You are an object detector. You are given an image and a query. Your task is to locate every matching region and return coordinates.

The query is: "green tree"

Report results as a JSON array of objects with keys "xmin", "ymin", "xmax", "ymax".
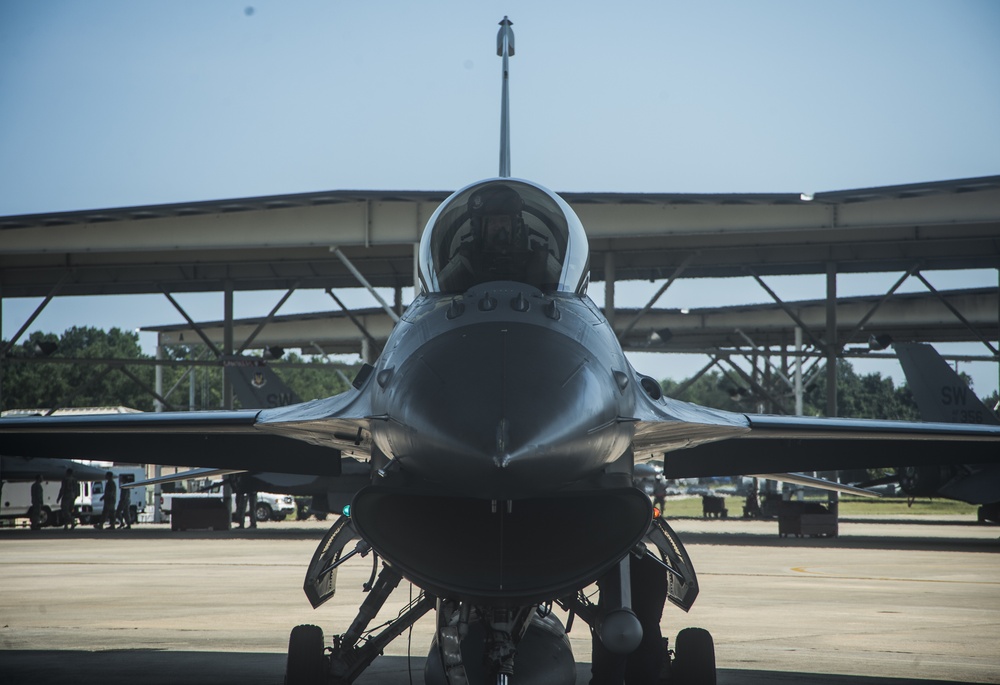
[
  {"xmin": 3, "ymin": 327, "xmax": 156, "ymax": 411},
  {"xmin": 662, "ymin": 359, "xmax": 922, "ymax": 420},
  {"xmin": 806, "ymin": 361, "xmax": 920, "ymax": 420},
  {"xmin": 3, "ymin": 330, "xmax": 363, "ymax": 412},
  {"xmin": 271, "ymin": 351, "xmax": 357, "ymax": 402},
  {"xmin": 661, "ymin": 370, "xmax": 756, "ymax": 413}
]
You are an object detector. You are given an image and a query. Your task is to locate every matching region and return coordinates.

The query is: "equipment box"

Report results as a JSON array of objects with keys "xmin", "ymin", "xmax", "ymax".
[
  {"xmin": 171, "ymin": 496, "xmax": 229, "ymax": 531},
  {"xmin": 701, "ymin": 494, "xmax": 728, "ymax": 518},
  {"xmin": 777, "ymin": 501, "xmax": 838, "ymax": 538}
]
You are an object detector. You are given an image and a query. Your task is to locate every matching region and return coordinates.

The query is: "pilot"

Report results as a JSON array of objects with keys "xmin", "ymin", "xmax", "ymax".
[
  {"xmin": 437, "ymin": 184, "xmax": 561, "ymax": 292},
  {"xmin": 466, "ymin": 184, "xmax": 530, "ymax": 282}
]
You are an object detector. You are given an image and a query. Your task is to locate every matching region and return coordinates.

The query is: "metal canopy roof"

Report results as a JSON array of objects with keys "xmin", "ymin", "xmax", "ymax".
[
  {"xmin": 1, "ymin": 176, "xmax": 998, "ymax": 298},
  {"xmin": 142, "ymin": 288, "xmax": 998, "ymax": 358}
]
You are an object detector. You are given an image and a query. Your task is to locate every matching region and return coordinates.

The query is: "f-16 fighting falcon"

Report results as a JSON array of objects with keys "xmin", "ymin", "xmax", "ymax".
[{"xmin": 2, "ymin": 17, "xmax": 999, "ymax": 685}]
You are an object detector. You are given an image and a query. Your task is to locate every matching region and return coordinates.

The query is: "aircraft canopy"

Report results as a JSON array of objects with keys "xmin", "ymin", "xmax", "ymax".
[{"xmin": 419, "ymin": 179, "xmax": 590, "ymax": 295}]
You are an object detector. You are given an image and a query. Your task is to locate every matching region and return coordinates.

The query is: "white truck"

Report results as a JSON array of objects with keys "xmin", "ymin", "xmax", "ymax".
[
  {"xmin": 0, "ymin": 479, "xmax": 62, "ymax": 527},
  {"xmin": 160, "ymin": 490, "xmax": 296, "ymax": 523}
]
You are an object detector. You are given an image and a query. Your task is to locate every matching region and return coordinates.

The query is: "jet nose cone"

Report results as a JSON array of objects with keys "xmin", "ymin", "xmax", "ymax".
[{"xmin": 374, "ymin": 321, "xmax": 634, "ymax": 498}]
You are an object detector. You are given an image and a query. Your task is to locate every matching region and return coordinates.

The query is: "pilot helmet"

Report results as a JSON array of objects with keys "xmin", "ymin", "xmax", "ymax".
[{"xmin": 468, "ymin": 185, "xmax": 526, "ymax": 254}]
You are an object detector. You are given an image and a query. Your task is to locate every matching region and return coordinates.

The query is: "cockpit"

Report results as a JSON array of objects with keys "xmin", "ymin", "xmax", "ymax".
[{"xmin": 418, "ymin": 179, "xmax": 590, "ymax": 295}]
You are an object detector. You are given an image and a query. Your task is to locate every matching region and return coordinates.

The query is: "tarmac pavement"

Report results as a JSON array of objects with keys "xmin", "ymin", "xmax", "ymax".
[{"xmin": 1, "ymin": 515, "xmax": 997, "ymax": 684}]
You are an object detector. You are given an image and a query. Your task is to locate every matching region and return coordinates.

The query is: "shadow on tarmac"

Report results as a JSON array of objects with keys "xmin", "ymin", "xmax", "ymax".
[
  {"xmin": 0, "ymin": 651, "xmax": 981, "ymax": 685},
  {"xmin": 0, "ymin": 524, "xmax": 329, "ymax": 541},
  {"xmin": 3, "ymin": 520, "xmax": 998, "ymax": 554},
  {"xmin": 672, "ymin": 530, "xmax": 1000, "ymax": 554}
]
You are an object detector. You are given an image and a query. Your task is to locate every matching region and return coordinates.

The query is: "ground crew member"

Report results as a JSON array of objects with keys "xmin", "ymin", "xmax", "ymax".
[
  {"xmin": 30, "ymin": 475, "xmax": 44, "ymax": 530},
  {"xmin": 98, "ymin": 471, "xmax": 117, "ymax": 530},
  {"xmin": 57, "ymin": 468, "xmax": 79, "ymax": 529},
  {"xmin": 115, "ymin": 476, "xmax": 132, "ymax": 529},
  {"xmin": 233, "ymin": 473, "xmax": 258, "ymax": 529},
  {"xmin": 652, "ymin": 477, "xmax": 667, "ymax": 513}
]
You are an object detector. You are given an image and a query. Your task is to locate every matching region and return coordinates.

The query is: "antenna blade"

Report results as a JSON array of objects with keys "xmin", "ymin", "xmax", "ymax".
[{"xmin": 497, "ymin": 17, "xmax": 514, "ymax": 178}]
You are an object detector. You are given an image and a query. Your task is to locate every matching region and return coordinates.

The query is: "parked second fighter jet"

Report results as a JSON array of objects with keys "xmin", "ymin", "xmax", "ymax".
[
  {"xmin": 2, "ymin": 18, "xmax": 1000, "ymax": 685},
  {"xmin": 891, "ymin": 342, "xmax": 1000, "ymax": 522}
]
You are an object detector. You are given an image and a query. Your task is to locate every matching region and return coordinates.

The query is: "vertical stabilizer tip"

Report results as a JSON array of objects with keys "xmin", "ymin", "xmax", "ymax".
[{"xmin": 497, "ymin": 17, "xmax": 515, "ymax": 57}]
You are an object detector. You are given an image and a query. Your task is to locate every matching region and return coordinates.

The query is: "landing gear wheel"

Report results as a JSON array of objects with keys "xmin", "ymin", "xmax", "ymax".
[
  {"xmin": 671, "ymin": 627, "xmax": 716, "ymax": 685},
  {"xmin": 285, "ymin": 624, "xmax": 327, "ymax": 685}
]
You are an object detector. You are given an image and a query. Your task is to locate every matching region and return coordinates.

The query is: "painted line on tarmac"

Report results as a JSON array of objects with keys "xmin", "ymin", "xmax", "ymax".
[{"xmin": 789, "ymin": 566, "xmax": 1000, "ymax": 585}]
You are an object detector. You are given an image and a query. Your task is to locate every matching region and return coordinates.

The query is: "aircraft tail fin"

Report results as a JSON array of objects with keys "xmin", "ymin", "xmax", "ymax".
[
  {"xmin": 230, "ymin": 360, "xmax": 302, "ymax": 409},
  {"xmin": 894, "ymin": 342, "xmax": 999, "ymax": 425}
]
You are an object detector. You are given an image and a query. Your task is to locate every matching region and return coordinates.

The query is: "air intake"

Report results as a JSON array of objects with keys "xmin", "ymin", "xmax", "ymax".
[{"xmin": 351, "ymin": 485, "xmax": 652, "ymax": 605}]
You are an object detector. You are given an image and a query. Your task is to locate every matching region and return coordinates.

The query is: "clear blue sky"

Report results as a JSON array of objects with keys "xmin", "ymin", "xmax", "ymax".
[{"xmin": 1, "ymin": 1, "xmax": 998, "ymax": 400}]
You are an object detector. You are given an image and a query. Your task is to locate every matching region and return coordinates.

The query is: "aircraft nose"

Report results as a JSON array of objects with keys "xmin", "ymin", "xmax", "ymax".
[{"xmin": 374, "ymin": 321, "xmax": 633, "ymax": 498}]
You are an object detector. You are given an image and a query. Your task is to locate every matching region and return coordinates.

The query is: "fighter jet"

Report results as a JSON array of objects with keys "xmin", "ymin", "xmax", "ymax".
[
  {"xmin": 889, "ymin": 342, "xmax": 1000, "ymax": 522},
  {"xmin": 2, "ymin": 17, "xmax": 999, "ymax": 685}
]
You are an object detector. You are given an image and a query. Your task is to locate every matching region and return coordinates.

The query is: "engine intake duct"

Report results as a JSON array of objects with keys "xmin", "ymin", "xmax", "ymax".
[{"xmin": 351, "ymin": 485, "xmax": 652, "ymax": 605}]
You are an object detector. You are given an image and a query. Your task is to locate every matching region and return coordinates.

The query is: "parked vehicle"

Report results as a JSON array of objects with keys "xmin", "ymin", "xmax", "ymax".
[
  {"xmin": 0, "ymin": 479, "xmax": 61, "ymax": 526},
  {"xmin": 160, "ymin": 490, "xmax": 296, "ymax": 523}
]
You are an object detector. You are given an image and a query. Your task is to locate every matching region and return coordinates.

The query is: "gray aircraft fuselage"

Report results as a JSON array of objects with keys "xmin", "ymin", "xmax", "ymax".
[{"xmin": 370, "ymin": 280, "xmax": 635, "ymax": 500}]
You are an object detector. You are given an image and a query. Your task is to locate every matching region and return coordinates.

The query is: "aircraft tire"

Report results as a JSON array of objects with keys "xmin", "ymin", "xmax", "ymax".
[
  {"xmin": 671, "ymin": 627, "xmax": 716, "ymax": 685},
  {"xmin": 285, "ymin": 624, "xmax": 326, "ymax": 685}
]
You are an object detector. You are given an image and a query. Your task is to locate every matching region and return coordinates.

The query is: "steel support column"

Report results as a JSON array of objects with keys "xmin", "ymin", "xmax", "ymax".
[
  {"xmin": 155, "ymin": 345, "xmax": 165, "ymax": 413},
  {"xmin": 223, "ymin": 281, "xmax": 234, "ymax": 410},
  {"xmin": 795, "ymin": 327, "xmax": 803, "ymax": 416},
  {"xmin": 826, "ymin": 262, "xmax": 838, "ymax": 417}
]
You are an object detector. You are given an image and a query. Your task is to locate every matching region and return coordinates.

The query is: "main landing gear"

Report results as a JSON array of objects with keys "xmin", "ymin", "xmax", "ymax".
[
  {"xmin": 286, "ymin": 562, "xmax": 434, "ymax": 685},
  {"xmin": 285, "ymin": 515, "xmax": 718, "ymax": 684}
]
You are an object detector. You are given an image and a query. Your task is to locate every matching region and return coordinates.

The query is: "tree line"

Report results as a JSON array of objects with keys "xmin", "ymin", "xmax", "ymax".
[{"xmin": 2, "ymin": 327, "xmax": 356, "ymax": 412}]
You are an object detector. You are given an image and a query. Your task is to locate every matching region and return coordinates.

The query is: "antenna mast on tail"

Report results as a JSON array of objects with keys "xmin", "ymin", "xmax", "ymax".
[{"xmin": 497, "ymin": 16, "xmax": 515, "ymax": 178}]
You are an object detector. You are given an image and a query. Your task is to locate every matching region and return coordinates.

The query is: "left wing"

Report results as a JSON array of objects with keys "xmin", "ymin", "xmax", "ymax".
[
  {"xmin": 659, "ymin": 414, "xmax": 1000, "ymax": 480},
  {"xmin": 628, "ymin": 367, "xmax": 1000, "ymax": 480}
]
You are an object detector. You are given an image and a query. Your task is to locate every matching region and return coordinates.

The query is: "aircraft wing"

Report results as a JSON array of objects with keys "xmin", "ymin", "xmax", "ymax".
[
  {"xmin": 627, "ymin": 368, "xmax": 1000, "ymax": 479},
  {"xmin": 3, "ymin": 373, "xmax": 998, "ymax": 484},
  {"xmin": 659, "ymin": 413, "xmax": 1000, "ymax": 480},
  {"xmin": 0, "ymin": 455, "xmax": 109, "ymax": 482},
  {"xmin": 0, "ymin": 402, "xmax": 368, "ymax": 477}
]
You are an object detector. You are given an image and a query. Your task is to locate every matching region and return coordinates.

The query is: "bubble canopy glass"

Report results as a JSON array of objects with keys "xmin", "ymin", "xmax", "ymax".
[{"xmin": 419, "ymin": 179, "xmax": 590, "ymax": 295}]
